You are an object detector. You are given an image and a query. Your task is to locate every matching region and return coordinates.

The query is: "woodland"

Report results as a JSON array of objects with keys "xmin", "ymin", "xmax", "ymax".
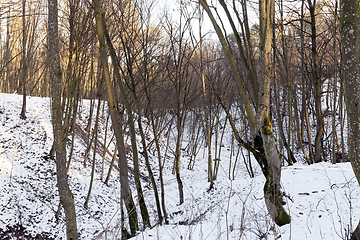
[{"xmin": 1, "ymin": 0, "xmax": 360, "ymax": 239}]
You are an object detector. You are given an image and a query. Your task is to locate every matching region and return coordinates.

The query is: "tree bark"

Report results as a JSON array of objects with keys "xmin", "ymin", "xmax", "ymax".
[
  {"xmin": 258, "ymin": 0, "xmax": 290, "ymax": 226},
  {"xmin": 48, "ymin": 0, "xmax": 78, "ymax": 238},
  {"xmin": 341, "ymin": 0, "xmax": 360, "ymax": 238},
  {"xmin": 175, "ymin": 109, "xmax": 184, "ymax": 204}
]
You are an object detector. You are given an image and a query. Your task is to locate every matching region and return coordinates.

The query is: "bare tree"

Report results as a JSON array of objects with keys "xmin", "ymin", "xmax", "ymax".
[
  {"xmin": 307, "ymin": 0, "xmax": 324, "ymax": 163},
  {"xmin": 93, "ymin": 0, "xmax": 139, "ymax": 235},
  {"xmin": 162, "ymin": 12, "xmax": 196, "ymax": 204},
  {"xmin": 200, "ymin": 0, "xmax": 290, "ymax": 226},
  {"xmin": 20, "ymin": 0, "xmax": 27, "ymax": 119},
  {"xmin": 48, "ymin": 0, "xmax": 78, "ymax": 238}
]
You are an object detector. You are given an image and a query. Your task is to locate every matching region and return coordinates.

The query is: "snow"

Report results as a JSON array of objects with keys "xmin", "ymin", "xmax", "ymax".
[{"xmin": 0, "ymin": 93, "xmax": 360, "ymax": 239}]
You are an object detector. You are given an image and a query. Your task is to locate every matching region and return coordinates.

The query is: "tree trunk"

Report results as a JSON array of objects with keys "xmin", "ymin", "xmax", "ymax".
[
  {"xmin": 137, "ymin": 107, "xmax": 163, "ymax": 224},
  {"xmin": 341, "ymin": 0, "xmax": 360, "ymax": 238},
  {"xmin": 198, "ymin": 11, "xmax": 214, "ymax": 187},
  {"xmin": 48, "ymin": 0, "xmax": 78, "ymax": 238},
  {"xmin": 308, "ymin": 0, "xmax": 324, "ymax": 163},
  {"xmin": 292, "ymin": 88, "xmax": 310, "ymax": 164},
  {"xmin": 20, "ymin": 0, "xmax": 27, "ymax": 120},
  {"xmin": 93, "ymin": 0, "xmax": 139, "ymax": 234},
  {"xmin": 258, "ymin": 121, "xmax": 290, "ymax": 226},
  {"xmin": 175, "ymin": 108, "xmax": 184, "ymax": 204},
  {"xmin": 4, "ymin": 9, "xmax": 11, "ymax": 93},
  {"xmin": 258, "ymin": 0, "xmax": 290, "ymax": 226},
  {"xmin": 332, "ymin": 0, "xmax": 338, "ymax": 164}
]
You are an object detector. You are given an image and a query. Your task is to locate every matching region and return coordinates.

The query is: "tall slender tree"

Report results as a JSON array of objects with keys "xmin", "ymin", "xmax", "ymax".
[
  {"xmin": 20, "ymin": 0, "xmax": 27, "ymax": 119},
  {"xmin": 307, "ymin": 0, "xmax": 324, "ymax": 163},
  {"xmin": 93, "ymin": 0, "xmax": 139, "ymax": 234},
  {"xmin": 48, "ymin": 0, "xmax": 78, "ymax": 238}
]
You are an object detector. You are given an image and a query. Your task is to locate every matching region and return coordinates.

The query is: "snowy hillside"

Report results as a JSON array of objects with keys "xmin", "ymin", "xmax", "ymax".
[{"xmin": 0, "ymin": 93, "xmax": 360, "ymax": 240}]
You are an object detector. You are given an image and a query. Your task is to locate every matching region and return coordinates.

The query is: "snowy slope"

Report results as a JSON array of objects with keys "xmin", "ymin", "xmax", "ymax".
[{"xmin": 0, "ymin": 93, "xmax": 359, "ymax": 240}]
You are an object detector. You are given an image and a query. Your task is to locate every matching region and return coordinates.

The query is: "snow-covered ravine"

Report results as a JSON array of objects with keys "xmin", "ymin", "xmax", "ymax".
[{"xmin": 0, "ymin": 93, "xmax": 359, "ymax": 240}]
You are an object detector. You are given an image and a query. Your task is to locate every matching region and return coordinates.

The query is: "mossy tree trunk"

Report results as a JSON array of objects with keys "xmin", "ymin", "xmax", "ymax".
[
  {"xmin": 200, "ymin": 0, "xmax": 290, "ymax": 226},
  {"xmin": 258, "ymin": 0, "xmax": 290, "ymax": 225}
]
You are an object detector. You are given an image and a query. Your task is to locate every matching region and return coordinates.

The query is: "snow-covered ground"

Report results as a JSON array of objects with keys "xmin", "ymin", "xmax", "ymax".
[{"xmin": 0, "ymin": 93, "xmax": 359, "ymax": 240}]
